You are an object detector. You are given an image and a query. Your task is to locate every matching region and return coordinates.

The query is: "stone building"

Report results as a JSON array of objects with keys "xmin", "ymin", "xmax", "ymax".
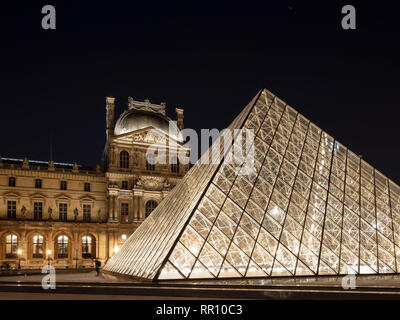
[{"xmin": 0, "ymin": 97, "xmax": 189, "ymax": 270}]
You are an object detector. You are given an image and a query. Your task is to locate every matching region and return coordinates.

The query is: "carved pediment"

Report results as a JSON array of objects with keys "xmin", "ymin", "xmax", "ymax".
[
  {"xmin": 113, "ymin": 127, "xmax": 182, "ymax": 146},
  {"xmin": 2, "ymin": 191, "xmax": 20, "ymax": 198},
  {"xmin": 140, "ymin": 176, "xmax": 166, "ymax": 191}
]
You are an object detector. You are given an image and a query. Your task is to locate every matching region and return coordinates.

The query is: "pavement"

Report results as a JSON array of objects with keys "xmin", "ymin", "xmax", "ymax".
[{"xmin": 1, "ymin": 271, "xmax": 400, "ymax": 299}]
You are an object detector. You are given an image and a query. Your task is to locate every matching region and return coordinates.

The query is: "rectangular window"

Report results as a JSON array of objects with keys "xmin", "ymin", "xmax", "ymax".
[
  {"xmin": 6, "ymin": 235, "xmax": 18, "ymax": 258},
  {"xmin": 171, "ymin": 159, "xmax": 179, "ymax": 173},
  {"xmin": 34, "ymin": 202, "xmax": 43, "ymax": 220},
  {"xmin": 7, "ymin": 201, "xmax": 16, "ymax": 219},
  {"xmin": 84, "ymin": 182, "xmax": 91, "ymax": 192},
  {"xmin": 83, "ymin": 204, "xmax": 91, "ymax": 222},
  {"xmin": 8, "ymin": 177, "xmax": 16, "ymax": 187},
  {"xmin": 32, "ymin": 235, "xmax": 44, "ymax": 258},
  {"xmin": 122, "ymin": 181, "xmax": 128, "ymax": 190},
  {"xmin": 121, "ymin": 203, "xmax": 129, "ymax": 223},
  {"xmin": 146, "ymin": 155, "xmax": 155, "ymax": 171},
  {"xmin": 60, "ymin": 181, "xmax": 67, "ymax": 190},
  {"xmin": 59, "ymin": 203, "xmax": 67, "ymax": 221},
  {"xmin": 35, "ymin": 179, "xmax": 42, "ymax": 189}
]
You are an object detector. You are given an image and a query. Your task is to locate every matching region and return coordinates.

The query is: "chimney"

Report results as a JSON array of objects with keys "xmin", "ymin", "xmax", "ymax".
[
  {"xmin": 175, "ymin": 108, "xmax": 184, "ymax": 131},
  {"xmin": 106, "ymin": 97, "xmax": 116, "ymax": 140}
]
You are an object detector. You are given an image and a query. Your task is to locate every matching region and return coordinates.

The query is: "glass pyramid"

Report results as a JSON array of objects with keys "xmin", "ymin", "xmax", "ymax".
[{"xmin": 103, "ymin": 89, "xmax": 400, "ymax": 280}]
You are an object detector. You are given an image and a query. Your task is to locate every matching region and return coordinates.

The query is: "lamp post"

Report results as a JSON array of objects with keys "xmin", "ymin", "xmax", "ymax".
[
  {"xmin": 46, "ymin": 249, "xmax": 51, "ymax": 266},
  {"xmin": 17, "ymin": 249, "xmax": 22, "ymax": 271},
  {"xmin": 75, "ymin": 249, "xmax": 78, "ymax": 269}
]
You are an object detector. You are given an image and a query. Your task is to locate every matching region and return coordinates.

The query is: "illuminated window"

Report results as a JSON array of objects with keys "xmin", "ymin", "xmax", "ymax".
[
  {"xmin": 5, "ymin": 234, "xmax": 18, "ymax": 258},
  {"xmin": 34, "ymin": 202, "xmax": 43, "ymax": 220},
  {"xmin": 121, "ymin": 203, "xmax": 129, "ymax": 223},
  {"xmin": 120, "ymin": 151, "xmax": 129, "ymax": 169},
  {"xmin": 83, "ymin": 204, "xmax": 91, "ymax": 222},
  {"xmin": 7, "ymin": 201, "xmax": 16, "ymax": 219},
  {"xmin": 35, "ymin": 179, "xmax": 42, "ymax": 189},
  {"xmin": 145, "ymin": 200, "xmax": 158, "ymax": 217},
  {"xmin": 59, "ymin": 203, "xmax": 67, "ymax": 221},
  {"xmin": 82, "ymin": 235, "xmax": 95, "ymax": 258},
  {"xmin": 57, "ymin": 235, "xmax": 69, "ymax": 258},
  {"xmin": 32, "ymin": 235, "xmax": 44, "ymax": 258},
  {"xmin": 8, "ymin": 177, "xmax": 15, "ymax": 187}
]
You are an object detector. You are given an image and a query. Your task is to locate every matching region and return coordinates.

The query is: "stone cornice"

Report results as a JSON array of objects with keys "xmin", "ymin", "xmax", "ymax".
[{"xmin": 0, "ymin": 168, "xmax": 106, "ymax": 181}]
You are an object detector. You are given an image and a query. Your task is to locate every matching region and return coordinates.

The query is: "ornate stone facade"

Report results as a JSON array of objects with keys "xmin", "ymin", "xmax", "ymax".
[{"xmin": 0, "ymin": 97, "xmax": 189, "ymax": 270}]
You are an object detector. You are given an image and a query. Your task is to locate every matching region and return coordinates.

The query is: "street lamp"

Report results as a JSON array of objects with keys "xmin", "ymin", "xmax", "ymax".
[
  {"xmin": 46, "ymin": 249, "xmax": 52, "ymax": 266},
  {"xmin": 113, "ymin": 245, "xmax": 120, "ymax": 255},
  {"xmin": 17, "ymin": 249, "xmax": 22, "ymax": 271}
]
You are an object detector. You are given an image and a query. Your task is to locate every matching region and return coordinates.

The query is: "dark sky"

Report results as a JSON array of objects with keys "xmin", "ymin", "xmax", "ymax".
[{"xmin": 1, "ymin": 1, "xmax": 399, "ymax": 182}]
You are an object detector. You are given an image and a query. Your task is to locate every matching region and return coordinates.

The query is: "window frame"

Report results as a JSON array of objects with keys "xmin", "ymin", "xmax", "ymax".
[
  {"xmin": 59, "ymin": 203, "xmax": 68, "ymax": 221},
  {"xmin": 8, "ymin": 177, "xmax": 16, "ymax": 187},
  {"xmin": 57, "ymin": 235, "xmax": 69, "ymax": 259},
  {"xmin": 32, "ymin": 235, "xmax": 44, "ymax": 258},
  {"xmin": 83, "ymin": 204, "xmax": 91, "ymax": 222},
  {"xmin": 35, "ymin": 179, "xmax": 42, "ymax": 189},
  {"xmin": 84, "ymin": 182, "xmax": 91, "ymax": 192},
  {"xmin": 145, "ymin": 200, "xmax": 158, "ymax": 217},
  {"xmin": 60, "ymin": 180, "xmax": 67, "ymax": 190},
  {"xmin": 7, "ymin": 200, "xmax": 16, "ymax": 219},
  {"xmin": 120, "ymin": 203, "xmax": 129, "ymax": 223},
  {"xmin": 81, "ymin": 235, "xmax": 94, "ymax": 259},
  {"xmin": 120, "ymin": 150, "xmax": 130, "ymax": 169},
  {"xmin": 34, "ymin": 202, "xmax": 43, "ymax": 220},
  {"xmin": 5, "ymin": 234, "xmax": 18, "ymax": 259}
]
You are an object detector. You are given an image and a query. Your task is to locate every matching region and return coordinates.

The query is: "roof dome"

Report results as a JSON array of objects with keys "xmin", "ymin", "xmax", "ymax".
[{"xmin": 114, "ymin": 98, "xmax": 182, "ymax": 142}]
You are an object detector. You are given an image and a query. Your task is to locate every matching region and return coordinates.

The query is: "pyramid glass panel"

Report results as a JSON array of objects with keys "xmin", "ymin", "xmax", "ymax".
[{"xmin": 104, "ymin": 89, "xmax": 400, "ymax": 281}]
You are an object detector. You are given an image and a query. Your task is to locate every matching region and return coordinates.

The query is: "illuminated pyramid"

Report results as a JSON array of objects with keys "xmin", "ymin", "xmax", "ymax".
[{"xmin": 103, "ymin": 89, "xmax": 400, "ymax": 281}]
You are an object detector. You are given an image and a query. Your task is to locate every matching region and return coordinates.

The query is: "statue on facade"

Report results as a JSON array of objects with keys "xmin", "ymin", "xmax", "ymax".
[
  {"xmin": 74, "ymin": 208, "xmax": 79, "ymax": 221},
  {"xmin": 97, "ymin": 209, "xmax": 102, "ymax": 222},
  {"xmin": 21, "ymin": 205, "xmax": 27, "ymax": 219},
  {"xmin": 48, "ymin": 207, "xmax": 53, "ymax": 221}
]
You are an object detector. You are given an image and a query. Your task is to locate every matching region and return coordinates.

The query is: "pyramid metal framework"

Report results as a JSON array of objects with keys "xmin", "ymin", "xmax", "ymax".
[{"xmin": 103, "ymin": 89, "xmax": 400, "ymax": 281}]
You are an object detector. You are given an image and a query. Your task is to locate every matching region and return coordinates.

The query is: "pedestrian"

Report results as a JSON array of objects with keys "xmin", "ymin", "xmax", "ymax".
[{"xmin": 95, "ymin": 259, "xmax": 101, "ymax": 276}]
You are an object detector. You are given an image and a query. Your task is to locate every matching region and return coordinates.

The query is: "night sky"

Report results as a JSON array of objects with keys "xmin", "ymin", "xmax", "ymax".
[{"xmin": 1, "ymin": 2, "xmax": 399, "ymax": 182}]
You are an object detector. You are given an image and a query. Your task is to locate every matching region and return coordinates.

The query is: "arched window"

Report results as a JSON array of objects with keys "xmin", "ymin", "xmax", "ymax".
[
  {"xmin": 145, "ymin": 200, "xmax": 158, "ymax": 217},
  {"xmin": 120, "ymin": 151, "xmax": 129, "ymax": 168},
  {"xmin": 57, "ymin": 235, "xmax": 69, "ymax": 258},
  {"xmin": 82, "ymin": 235, "xmax": 95, "ymax": 259},
  {"xmin": 5, "ymin": 234, "xmax": 18, "ymax": 258},
  {"xmin": 32, "ymin": 235, "xmax": 44, "ymax": 258}
]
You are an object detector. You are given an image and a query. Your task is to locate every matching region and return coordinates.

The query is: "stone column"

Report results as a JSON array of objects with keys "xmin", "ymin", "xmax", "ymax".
[
  {"xmin": 133, "ymin": 196, "xmax": 139, "ymax": 221},
  {"xmin": 108, "ymin": 195, "xmax": 114, "ymax": 221},
  {"xmin": 139, "ymin": 197, "xmax": 145, "ymax": 220},
  {"xmin": 113, "ymin": 196, "xmax": 118, "ymax": 221}
]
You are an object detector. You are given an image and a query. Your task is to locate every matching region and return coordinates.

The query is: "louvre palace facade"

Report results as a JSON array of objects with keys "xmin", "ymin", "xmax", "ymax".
[{"xmin": 0, "ymin": 97, "xmax": 189, "ymax": 270}]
